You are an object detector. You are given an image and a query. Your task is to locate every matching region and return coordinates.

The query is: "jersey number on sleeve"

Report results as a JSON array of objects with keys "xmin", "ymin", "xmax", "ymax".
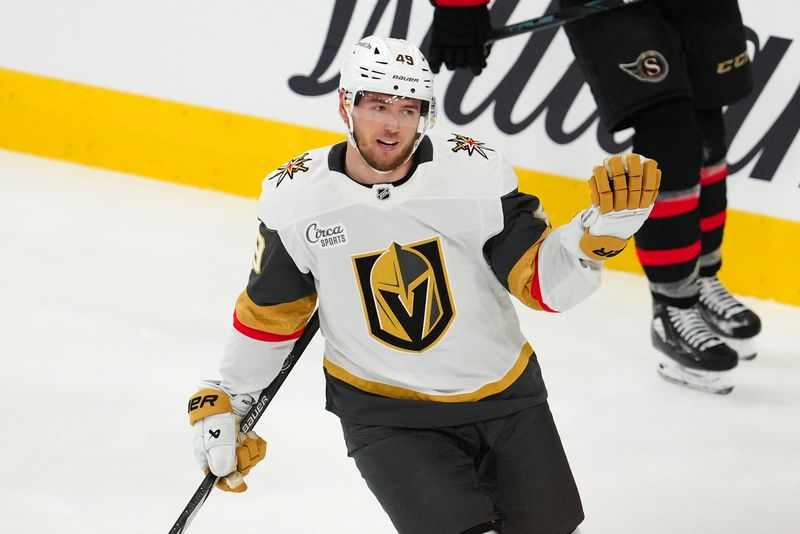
[{"xmin": 252, "ymin": 232, "xmax": 266, "ymax": 274}]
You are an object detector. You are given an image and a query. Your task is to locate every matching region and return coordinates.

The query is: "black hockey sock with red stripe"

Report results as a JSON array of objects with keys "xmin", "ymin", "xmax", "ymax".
[
  {"xmin": 630, "ymin": 97, "xmax": 703, "ymax": 308},
  {"xmin": 696, "ymin": 107, "xmax": 728, "ymax": 278}
]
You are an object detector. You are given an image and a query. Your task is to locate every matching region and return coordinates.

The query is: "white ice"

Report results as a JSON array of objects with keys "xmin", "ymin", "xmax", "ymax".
[{"xmin": 1, "ymin": 149, "xmax": 798, "ymax": 534}]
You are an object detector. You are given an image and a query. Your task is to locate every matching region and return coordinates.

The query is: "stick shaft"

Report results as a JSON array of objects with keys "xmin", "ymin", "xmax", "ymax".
[
  {"xmin": 168, "ymin": 311, "xmax": 321, "ymax": 534},
  {"xmin": 487, "ymin": 0, "xmax": 639, "ymax": 44}
]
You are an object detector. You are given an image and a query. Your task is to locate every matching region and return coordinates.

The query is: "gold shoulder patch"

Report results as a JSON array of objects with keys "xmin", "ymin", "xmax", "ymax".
[
  {"xmin": 268, "ymin": 152, "xmax": 312, "ymax": 187},
  {"xmin": 447, "ymin": 134, "xmax": 494, "ymax": 159}
]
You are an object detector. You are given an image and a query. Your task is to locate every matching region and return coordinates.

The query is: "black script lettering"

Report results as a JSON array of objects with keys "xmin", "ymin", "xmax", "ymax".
[
  {"xmin": 597, "ymin": 126, "xmax": 632, "ymax": 155},
  {"xmin": 726, "ymin": 30, "xmax": 798, "ymax": 182},
  {"xmin": 288, "ymin": 0, "xmax": 413, "ymax": 96},
  {"xmin": 444, "ymin": 1, "xmax": 604, "ymax": 145},
  {"xmin": 287, "ymin": 2, "xmax": 797, "ymax": 184}
]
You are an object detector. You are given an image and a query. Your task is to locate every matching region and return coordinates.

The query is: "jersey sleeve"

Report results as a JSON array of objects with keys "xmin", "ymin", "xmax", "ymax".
[
  {"xmin": 219, "ymin": 221, "xmax": 317, "ymax": 394},
  {"xmin": 483, "ymin": 183, "xmax": 602, "ymax": 312},
  {"xmin": 483, "ymin": 189, "xmax": 556, "ymax": 311}
]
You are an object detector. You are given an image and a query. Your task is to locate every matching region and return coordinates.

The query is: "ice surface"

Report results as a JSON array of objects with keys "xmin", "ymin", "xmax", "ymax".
[{"xmin": 1, "ymin": 149, "xmax": 797, "ymax": 533}]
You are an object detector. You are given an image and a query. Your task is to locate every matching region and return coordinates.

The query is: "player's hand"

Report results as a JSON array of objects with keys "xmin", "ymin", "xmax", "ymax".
[
  {"xmin": 188, "ymin": 386, "xmax": 267, "ymax": 492},
  {"xmin": 565, "ymin": 154, "xmax": 661, "ymax": 261},
  {"xmin": 428, "ymin": 4, "xmax": 492, "ymax": 75}
]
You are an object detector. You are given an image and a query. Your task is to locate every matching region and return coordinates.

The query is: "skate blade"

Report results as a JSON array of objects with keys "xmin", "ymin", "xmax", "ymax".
[
  {"xmin": 719, "ymin": 336, "xmax": 757, "ymax": 360},
  {"xmin": 656, "ymin": 356, "xmax": 734, "ymax": 395}
]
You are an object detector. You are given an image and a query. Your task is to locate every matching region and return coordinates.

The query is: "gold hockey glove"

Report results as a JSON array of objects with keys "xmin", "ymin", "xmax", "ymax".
[
  {"xmin": 189, "ymin": 385, "xmax": 268, "ymax": 492},
  {"xmin": 577, "ymin": 154, "xmax": 661, "ymax": 261}
]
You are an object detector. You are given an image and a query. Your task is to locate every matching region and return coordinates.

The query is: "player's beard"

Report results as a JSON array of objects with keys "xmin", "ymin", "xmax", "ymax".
[{"xmin": 354, "ymin": 129, "xmax": 416, "ymax": 172}]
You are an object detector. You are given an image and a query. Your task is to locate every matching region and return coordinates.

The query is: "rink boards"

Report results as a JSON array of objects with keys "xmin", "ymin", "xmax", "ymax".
[{"xmin": 0, "ymin": 1, "xmax": 797, "ymax": 304}]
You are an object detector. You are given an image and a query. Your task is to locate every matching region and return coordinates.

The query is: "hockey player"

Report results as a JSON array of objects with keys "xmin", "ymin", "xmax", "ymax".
[
  {"xmin": 188, "ymin": 36, "xmax": 660, "ymax": 533},
  {"xmin": 427, "ymin": 0, "xmax": 762, "ymax": 394}
]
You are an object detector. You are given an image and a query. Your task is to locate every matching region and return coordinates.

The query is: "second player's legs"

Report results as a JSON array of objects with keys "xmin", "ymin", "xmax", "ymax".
[
  {"xmin": 696, "ymin": 107, "xmax": 729, "ymax": 277},
  {"xmin": 631, "ymin": 98, "xmax": 738, "ymax": 392},
  {"xmin": 632, "ymin": 97, "xmax": 703, "ymax": 306},
  {"xmin": 694, "ymin": 107, "xmax": 762, "ymax": 355},
  {"xmin": 561, "ymin": 0, "xmax": 755, "ymax": 392}
]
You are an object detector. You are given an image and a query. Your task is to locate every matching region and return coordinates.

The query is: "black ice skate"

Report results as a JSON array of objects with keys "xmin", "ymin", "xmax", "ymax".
[
  {"xmin": 651, "ymin": 303, "xmax": 738, "ymax": 395},
  {"xmin": 698, "ymin": 275, "xmax": 761, "ymax": 360}
]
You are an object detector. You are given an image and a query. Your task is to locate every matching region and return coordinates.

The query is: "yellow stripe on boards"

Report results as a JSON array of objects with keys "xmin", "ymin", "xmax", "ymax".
[
  {"xmin": 1, "ymin": 67, "xmax": 797, "ymax": 305},
  {"xmin": 0, "ymin": 67, "xmax": 345, "ymax": 198}
]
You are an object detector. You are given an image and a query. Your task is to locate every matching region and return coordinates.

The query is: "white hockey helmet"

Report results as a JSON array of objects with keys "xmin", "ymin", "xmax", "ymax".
[{"xmin": 339, "ymin": 36, "xmax": 437, "ymax": 167}]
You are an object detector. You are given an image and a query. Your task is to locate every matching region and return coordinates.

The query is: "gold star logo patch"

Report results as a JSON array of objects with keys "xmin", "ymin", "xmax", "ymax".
[
  {"xmin": 447, "ymin": 134, "xmax": 494, "ymax": 159},
  {"xmin": 269, "ymin": 153, "xmax": 312, "ymax": 187}
]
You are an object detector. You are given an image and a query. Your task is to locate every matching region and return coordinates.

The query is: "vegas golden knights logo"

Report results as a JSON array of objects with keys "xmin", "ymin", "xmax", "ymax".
[{"xmin": 352, "ymin": 237, "xmax": 455, "ymax": 352}]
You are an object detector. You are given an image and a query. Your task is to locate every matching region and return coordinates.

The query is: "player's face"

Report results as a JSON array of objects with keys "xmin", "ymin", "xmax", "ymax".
[{"xmin": 351, "ymin": 92, "xmax": 422, "ymax": 172}]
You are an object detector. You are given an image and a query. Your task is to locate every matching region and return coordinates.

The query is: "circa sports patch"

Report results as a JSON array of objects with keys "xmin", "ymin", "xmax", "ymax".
[{"xmin": 305, "ymin": 221, "xmax": 348, "ymax": 249}]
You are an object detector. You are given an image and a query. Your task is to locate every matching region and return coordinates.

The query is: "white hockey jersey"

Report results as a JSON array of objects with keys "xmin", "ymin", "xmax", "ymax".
[{"xmin": 218, "ymin": 133, "xmax": 601, "ymax": 422}]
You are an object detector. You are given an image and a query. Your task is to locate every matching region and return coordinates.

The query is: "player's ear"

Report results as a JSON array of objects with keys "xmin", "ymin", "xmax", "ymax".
[{"xmin": 338, "ymin": 89, "xmax": 350, "ymax": 128}]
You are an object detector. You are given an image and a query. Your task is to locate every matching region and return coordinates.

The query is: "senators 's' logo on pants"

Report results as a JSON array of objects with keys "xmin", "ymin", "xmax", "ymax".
[{"xmin": 352, "ymin": 237, "xmax": 455, "ymax": 352}]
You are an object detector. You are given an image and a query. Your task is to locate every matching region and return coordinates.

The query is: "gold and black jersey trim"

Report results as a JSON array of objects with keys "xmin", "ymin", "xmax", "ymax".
[
  {"xmin": 235, "ymin": 221, "xmax": 318, "ymax": 341},
  {"xmin": 248, "ymin": 223, "xmax": 316, "ymax": 302},
  {"xmin": 483, "ymin": 190, "xmax": 551, "ymax": 306},
  {"xmin": 322, "ymin": 342, "xmax": 534, "ymax": 403},
  {"xmin": 233, "ymin": 291, "xmax": 317, "ymax": 340},
  {"xmin": 506, "ymin": 228, "xmax": 554, "ymax": 311}
]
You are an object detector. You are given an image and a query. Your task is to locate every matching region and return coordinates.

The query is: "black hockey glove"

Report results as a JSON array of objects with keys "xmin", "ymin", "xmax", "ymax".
[{"xmin": 428, "ymin": 4, "xmax": 492, "ymax": 75}]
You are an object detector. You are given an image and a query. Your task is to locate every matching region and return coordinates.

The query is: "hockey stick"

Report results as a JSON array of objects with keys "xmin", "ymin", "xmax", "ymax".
[
  {"xmin": 168, "ymin": 310, "xmax": 321, "ymax": 534},
  {"xmin": 486, "ymin": 0, "xmax": 642, "ymax": 44}
]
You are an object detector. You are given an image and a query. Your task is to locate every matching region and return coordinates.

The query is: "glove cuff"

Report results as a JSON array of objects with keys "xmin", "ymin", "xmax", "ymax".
[
  {"xmin": 188, "ymin": 388, "xmax": 233, "ymax": 426},
  {"xmin": 579, "ymin": 229, "xmax": 628, "ymax": 261}
]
